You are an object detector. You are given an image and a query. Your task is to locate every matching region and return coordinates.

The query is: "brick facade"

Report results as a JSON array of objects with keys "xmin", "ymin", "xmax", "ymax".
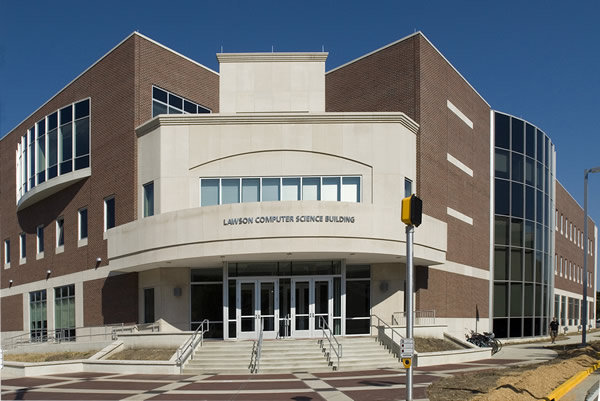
[
  {"xmin": 555, "ymin": 181, "xmax": 596, "ymax": 297},
  {"xmin": 83, "ymin": 273, "xmax": 138, "ymax": 326},
  {"xmin": 1, "ymin": 294, "xmax": 23, "ymax": 332}
]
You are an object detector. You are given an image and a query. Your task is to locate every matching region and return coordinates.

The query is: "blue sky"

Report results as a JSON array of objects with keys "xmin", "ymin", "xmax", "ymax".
[{"xmin": 1, "ymin": 1, "xmax": 599, "ymax": 272}]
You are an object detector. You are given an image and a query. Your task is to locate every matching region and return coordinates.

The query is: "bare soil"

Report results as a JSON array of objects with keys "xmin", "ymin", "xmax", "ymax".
[
  {"xmin": 4, "ymin": 351, "xmax": 96, "ymax": 362},
  {"xmin": 427, "ymin": 342, "xmax": 600, "ymax": 401},
  {"xmin": 416, "ymin": 337, "xmax": 463, "ymax": 353},
  {"xmin": 107, "ymin": 348, "xmax": 176, "ymax": 361}
]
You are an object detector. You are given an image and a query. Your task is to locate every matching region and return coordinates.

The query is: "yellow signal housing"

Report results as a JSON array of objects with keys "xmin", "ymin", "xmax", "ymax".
[{"xmin": 401, "ymin": 194, "xmax": 423, "ymax": 227}]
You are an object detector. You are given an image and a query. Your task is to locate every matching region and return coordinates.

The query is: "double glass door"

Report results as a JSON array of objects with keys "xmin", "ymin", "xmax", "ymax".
[
  {"xmin": 292, "ymin": 278, "xmax": 333, "ymax": 338},
  {"xmin": 236, "ymin": 277, "xmax": 332, "ymax": 339},
  {"xmin": 237, "ymin": 280, "xmax": 277, "ymax": 339}
]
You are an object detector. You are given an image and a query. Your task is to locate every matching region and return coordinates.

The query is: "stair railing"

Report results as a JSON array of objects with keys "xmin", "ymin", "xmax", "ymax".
[
  {"xmin": 249, "ymin": 317, "xmax": 264, "ymax": 373},
  {"xmin": 371, "ymin": 314, "xmax": 404, "ymax": 359},
  {"xmin": 317, "ymin": 316, "xmax": 342, "ymax": 371},
  {"xmin": 176, "ymin": 319, "xmax": 209, "ymax": 373}
]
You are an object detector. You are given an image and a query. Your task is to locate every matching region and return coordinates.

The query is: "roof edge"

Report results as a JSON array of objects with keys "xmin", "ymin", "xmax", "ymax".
[{"xmin": 326, "ymin": 31, "xmax": 490, "ymax": 108}]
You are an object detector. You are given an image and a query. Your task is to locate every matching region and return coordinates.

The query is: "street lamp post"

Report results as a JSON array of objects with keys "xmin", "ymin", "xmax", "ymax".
[{"xmin": 582, "ymin": 166, "xmax": 600, "ymax": 347}]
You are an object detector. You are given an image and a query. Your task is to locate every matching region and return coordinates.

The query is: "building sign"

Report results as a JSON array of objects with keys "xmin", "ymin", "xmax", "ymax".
[{"xmin": 223, "ymin": 215, "xmax": 355, "ymax": 226}]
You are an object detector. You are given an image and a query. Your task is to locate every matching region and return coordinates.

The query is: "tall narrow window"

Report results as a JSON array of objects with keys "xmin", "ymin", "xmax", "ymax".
[
  {"xmin": 20, "ymin": 233, "xmax": 26, "ymax": 261},
  {"xmin": 30, "ymin": 290, "xmax": 47, "ymax": 340},
  {"xmin": 36, "ymin": 119, "xmax": 46, "ymax": 184},
  {"xmin": 4, "ymin": 239, "xmax": 11, "ymax": 265},
  {"xmin": 404, "ymin": 178, "xmax": 413, "ymax": 197},
  {"xmin": 47, "ymin": 112, "xmax": 58, "ymax": 179},
  {"xmin": 37, "ymin": 225, "xmax": 44, "ymax": 254},
  {"xmin": 302, "ymin": 177, "xmax": 320, "ymax": 200},
  {"xmin": 28, "ymin": 127, "xmax": 35, "ymax": 189},
  {"xmin": 55, "ymin": 285, "xmax": 75, "ymax": 341},
  {"xmin": 59, "ymin": 105, "xmax": 73, "ymax": 175},
  {"xmin": 74, "ymin": 99, "xmax": 90, "ymax": 170},
  {"xmin": 56, "ymin": 217, "xmax": 64, "ymax": 248},
  {"xmin": 79, "ymin": 208, "xmax": 88, "ymax": 240},
  {"xmin": 105, "ymin": 197, "xmax": 115, "ymax": 231},
  {"xmin": 143, "ymin": 182, "xmax": 154, "ymax": 217}
]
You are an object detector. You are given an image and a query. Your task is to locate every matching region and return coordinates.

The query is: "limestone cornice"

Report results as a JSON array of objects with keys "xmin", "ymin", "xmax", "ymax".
[{"xmin": 217, "ymin": 53, "xmax": 328, "ymax": 63}]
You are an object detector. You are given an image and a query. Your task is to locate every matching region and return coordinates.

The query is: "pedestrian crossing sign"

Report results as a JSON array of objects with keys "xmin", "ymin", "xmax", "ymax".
[{"xmin": 402, "ymin": 358, "xmax": 412, "ymax": 368}]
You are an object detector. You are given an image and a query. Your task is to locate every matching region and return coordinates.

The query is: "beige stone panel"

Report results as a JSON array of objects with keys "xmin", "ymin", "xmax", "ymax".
[{"xmin": 371, "ymin": 263, "xmax": 406, "ymax": 323}]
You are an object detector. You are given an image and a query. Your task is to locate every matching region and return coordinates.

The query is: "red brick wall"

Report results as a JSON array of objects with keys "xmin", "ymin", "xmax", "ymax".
[
  {"xmin": 555, "ymin": 181, "xmax": 596, "ymax": 298},
  {"xmin": 415, "ymin": 266, "xmax": 489, "ymax": 318},
  {"xmin": 83, "ymin": 272, "xmax": 138, "ymax": 326},
  {"xmin": 1, "ymin": 294, "xmax": 23, "ymax": 331}
]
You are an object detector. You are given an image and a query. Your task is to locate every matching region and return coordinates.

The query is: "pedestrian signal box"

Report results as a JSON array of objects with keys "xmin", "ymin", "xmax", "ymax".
[
  {"xmin": 401, "ymin": 194, "xmax": 423, "ymax": 227},
  {"xmin": 402, "ymin": 358, "xmax": 412, "ymax": 368}
]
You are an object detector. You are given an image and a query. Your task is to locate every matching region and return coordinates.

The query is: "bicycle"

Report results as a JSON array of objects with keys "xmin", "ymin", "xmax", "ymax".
[{"xmin": 466, "ymin": 330, "xmax": 502, "ymax": 354}]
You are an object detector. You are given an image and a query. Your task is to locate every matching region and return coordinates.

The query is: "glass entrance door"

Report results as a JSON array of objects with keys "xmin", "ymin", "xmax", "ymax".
[
  {"xmin": 237, "ymin": 279, "xmax": 278, "ymax": 339},
  {"xmin": 291, "ymin": 278, "xmax": 332, "ymax": 337}
]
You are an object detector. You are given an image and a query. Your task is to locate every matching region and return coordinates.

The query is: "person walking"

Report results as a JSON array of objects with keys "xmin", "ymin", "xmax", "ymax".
[{"xmin": 549, "ymin": 317, "xmax": 559, "ymax": 343}]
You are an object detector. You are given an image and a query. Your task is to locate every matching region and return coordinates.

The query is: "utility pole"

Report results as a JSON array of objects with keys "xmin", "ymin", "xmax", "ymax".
[{"xmin": 401, "ymin": 194, "xmax": 422, "ymax": 401}]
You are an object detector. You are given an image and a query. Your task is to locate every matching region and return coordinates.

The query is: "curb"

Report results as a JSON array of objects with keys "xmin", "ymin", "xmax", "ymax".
[{"xmin": 546, "ymin": 360, "xmax": 600, "ymax": 400}]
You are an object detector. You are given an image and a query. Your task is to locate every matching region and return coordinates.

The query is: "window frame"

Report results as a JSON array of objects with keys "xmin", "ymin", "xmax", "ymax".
[
  {"xmin": 143, "ymin": 181, "xmax": 154, "ymax": 217},
  {"xmin": 78, "ymin": 207, "xmax": 88, "ymax": 246},
  {"xmin": 19, "ymin": 232, "xmax": 26, "ymax": 263},
  {"xmin": 4, "ymin": 239, "xmax": 11, "ymax": 267},
  {"xmin": 36, "ymin": 225, "xmax": 44, "ymax": 257},
  {"xmin": 56, "ymin": 217, "xmax": 65, "ymax": 251},
  {"xmin": 104, "ymin": 196, "xmax": 115, "ymax": 232}
]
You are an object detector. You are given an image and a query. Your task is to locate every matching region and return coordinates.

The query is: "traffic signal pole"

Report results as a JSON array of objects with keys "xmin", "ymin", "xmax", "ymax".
[{"xmin": 405, "ymin": 224, "xmax": 414, "ymax": 401}]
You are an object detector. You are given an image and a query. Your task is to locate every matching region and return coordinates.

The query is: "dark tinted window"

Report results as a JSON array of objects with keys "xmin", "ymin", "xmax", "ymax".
[
  {"xmin": 48, "ymin": 112, "xmax": 58, "ymax": 130},
  {"xmin": 494, "ymin": 217, "xmax": 509, "ymax": 245},
  {"xmin": 511, "ymin": 118, "xmax": 524, "ymax": 153},
  {"xmin": 59, "ymin": 105, "xmax": 72, "ymax": 125},
  {"xmin": 525, "ymin": 124, "xmax": 535, "ymax": 158},
  {"xmin": 153, "ymin": 87, "xmax": 168, "ymax": 103},
  {"xmin": 198, "ymin": 105, "xmax": 211, "ymax": 114},
  {"xmin": 37, "ymin": 119, "xmax": 45, "ymax": 136},
  {"xmin": 152, "ymin": 101, "xmax": 168, "ymax": 117},
  {"xmin": 495, "ymin": 179, "xmax": 510, "ymax": 215},
  {"xmin": 75, "ymin": 99, "xmax": 89, "ymax": 119},
  {"xmin": 536, "ymin": 129, "xmax": 543, "ymax": 163},
  {"xmin": 525, "ymin": 185, "xmax": 535, "ymax": 220},
  {"xmin": 512, "ymin": 153, "xmax": 523, "ymax": 182},
  {"xmin": 168, "ymin": 94, "xmax": 183, "ymax": 109},
  {"xmin": 106, "ymin": 198, "xmax": 115, "ymax": 229},
  {"xmin": 495, "ymin": 113, "xmax": 510, "ymax": 149},
  {"xmin": 511, "ymin": 182, "xmax": 523, "ymax": 218},
  {"xmin": 495, "ymin": 149, "xmax": 510, "ymax": 179},
  {"xmin": 184, "ymin": 100, "xmax": 197, "ymax": 113}
]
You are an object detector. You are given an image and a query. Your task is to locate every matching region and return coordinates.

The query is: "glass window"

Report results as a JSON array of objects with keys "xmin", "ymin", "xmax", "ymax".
[
  {"xmin": 37, "ymin": 225, "xmax": 44, "ymax": 254},
  {"xmin": 221, "ymin": 179, "xmax": 240, "ymax": 204},
  {"xmin": 79, "ymin": 208, "xmax": 88, "ymax": 240},
  {"xmin": 525, "ymin": 124, "xmax": 535, "ymax": 158},
  {"xmin": 184, "ymin": 100, "xmax": 197, "ymax": 114},
  {"xmin": 48, "ymin": 125, "xmax": 58, "ymax": 179},
  {"xmin": 168, "ymin": 94, "xmax": 183, "ymax": 109},
  {"xmin": 59, "ymin": 118, "xmax": 73, "ymax": 175},
  {"xmin": 495, "ymin": 179, "xmax": 510, "ymax": 215},
  {"xmin": 322, "ymin": 177, "xmax": 340, "ymax": 201},
  {"xmin": 524, "ymin": 221, "xmax": 534, "ymax": 248},
  {"xmin": 494, "ymin": 217, "xmax": 509, "ymax": 245},
  {"xmin": 55, "ymin": 284, "xmax": 75, "ymax": 341},
  {"xmin": 404, "ymin": 178, "xmax": 412, "ymax": 197},
  {"xmin": 56, "ymin": 218, "xmax": 64, "ymax": 247},
  {"xmin": 144, "ymin": 288, "xmax": 155, "ymax": 324},
  {"xmin": 74, "ymin": 117, "xmax": 90, "ymax": 170},
  {"xmin": 302, "ymin": 177, "xmax": 320, "ymax": 200},
  {"xmin": 346, "ymin": 265, "xmax": 371, "ymax": 279},
  {"xmin": 242, "ymin": 178, "xmax": 260, "ymax": 203},
  {"xmin": 495, "ymin": 149, "xmax": 510, "ymax": 179},
  {"xmin": 494, "ymin": 283, "xmax": 508, "ymax": 317},
  {"xmin": 59, "ymin": 105, "xmax": 72, "ymax": 125},
  {"xmin": 342, "ymin": 177, "xmax": 360, "ymax": 202},
  {"xmin": 153, "ymin": 87, "xmax": 168, "ymax": 103},
  {"xmin": 75, "ymin": 99, "xmax": 89, "ymax": 119},
  {"xmin": 36, "ymin": 120, "xmax": 46, "ymax": 184},
  {"xmin": 510, "ymin": 283, "xmax": 523, "ymax": 316},
  {"xmin": 536, "ymin": 190, "xmax": 543, "ymax": 222},
  {"xmin": 152, "ymin": 100, "xmax": 168, "ymax": 117},
  {"xmin": 495, "ymin": 113, "xmax": 510, "ymax": 149},
  {"xmin": 525, "ymin": 157, "xmax": 535, "ymax": 186},
  {"xmin": 512, "ymin": 153, "xmax": 524, "ymax": 182},
  {"xmin": 30, "ymin": 290, "xmax": 47, "ymax": 340},
  {"xmin": 201, "ymin": 179, "xmax": 220, "ymax": 206},
  {"xmin": 191, "ymin": 267, "xmax": 223, "ymax": 282},
  {"xmin": 143, "ymin": 182, "xmax": 154, "ymax": 217},
  {"xmin": 525, "ymin": 186, "xmax": 535, "ymax": 221},
  {"xmin": 494, "ymin": 247, "xmax": 508, "ymax": 280},
  {"xmin": 524, "ymin": 250, "xmax": 534, "ymax": 281},
  {"xmin": 262, "ymin": 178, "xmax": 280, "ymax": 201},
  {"xmin": 511, "ymin": 182, "xmax": 523, "ymax": 218},
  {"xmin": 511, "ymin": 249, "xmax": 523, "ymax": 281},
  {"xmin": 20, "ymin": 233, "xmax": 26, "ymax": 259},
  {"xmin": 4, "ymin": 240, "xmax": 10, "ymax": 264},
  {"xmin": 536, "ymin": 129, "xmax": 544, "ymax": 163},
  {"xmin": 511, "ymin": 218, "xmax": 523, "ymax": 247},
  {"xmin": 511, "ymin": 118, "xmax": 524, "ymax": 154},
  {"xmin": 282, "ymin": 178, "xmax": 300, "ymax": 201},
  {"xmin": 105, "ymin": 197, "xmax": 115, "ymax": 230}
]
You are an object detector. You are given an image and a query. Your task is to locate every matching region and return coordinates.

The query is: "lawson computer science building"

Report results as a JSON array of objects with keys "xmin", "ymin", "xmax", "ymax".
[{"xmin": 0, "ymin": 31, "xmax": 596, "ymax": 343}]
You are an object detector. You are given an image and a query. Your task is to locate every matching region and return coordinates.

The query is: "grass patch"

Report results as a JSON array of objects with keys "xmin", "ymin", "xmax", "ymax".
[
  {"xmin": 4, "ymin": 351, "xmax": 96, "ymax": 363},
  {"xmin": 107, "ymin": 348, "xmax": 176, "ymax": 361},
  {"xmin": 416, "ymin": 337, "xmax": 463, "ymax": 352}
]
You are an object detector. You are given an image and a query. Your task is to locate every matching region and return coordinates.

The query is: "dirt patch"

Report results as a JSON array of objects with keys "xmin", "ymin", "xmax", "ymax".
[
  {"xmin": 416, "ymin": 337, "xmax": 463, "ymax": 353},
  {"xmin": 427, "ymin": 342, "xmax": 600, "ymax": 401},
  {"xmin": 107, "ymin": 348, "xmax": 176, "ymax": 361},
  {"xmin": 4, "ymin": 351, "xmax": 96, "ymax": 362}
]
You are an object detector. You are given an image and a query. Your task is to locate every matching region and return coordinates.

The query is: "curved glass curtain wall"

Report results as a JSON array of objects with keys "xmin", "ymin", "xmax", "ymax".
[{"xmin": 493, "ymin": 111, "xmax": 555, "ymax": 338}]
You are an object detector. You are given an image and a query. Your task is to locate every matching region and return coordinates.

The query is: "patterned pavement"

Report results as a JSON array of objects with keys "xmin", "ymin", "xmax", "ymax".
[{"xmin": 1, "ymin": 358, "xmax": 527, "ymax": 401}]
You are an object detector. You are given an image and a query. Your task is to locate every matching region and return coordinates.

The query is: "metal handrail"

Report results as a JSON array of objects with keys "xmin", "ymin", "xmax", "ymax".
[
  {"xmin": 371, "ymin": 314, "xmax": 404, "ymax": 359},
  {"xmin": 391, "ymin": 310, "xmax": 436, "ymax": 326},
  {"xmin": 318, "ymin": 316, "xmax": 342, "ymax": 371},
  {"xmin": 1, "ymin": 322, "xmax": 134, "ymax": 350},
  {"xmin": 176, "ymin": 319, "xmax": 209, "ymax": 373},
  {"xmin": 250, "ymin": 317, "xmax": 264, "ymax": 373}
]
